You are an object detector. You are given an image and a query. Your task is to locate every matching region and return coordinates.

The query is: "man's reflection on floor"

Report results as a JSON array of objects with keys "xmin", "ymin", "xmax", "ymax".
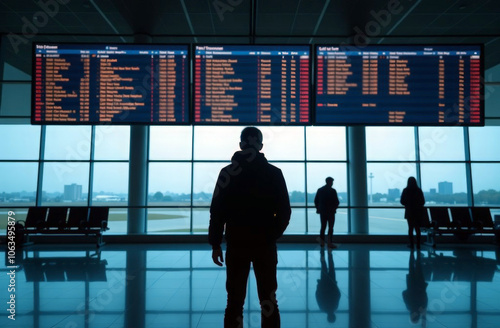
[
  {"xmin": 316, "ymin": 248, "xmax": 341, "ymax": 323},
  {"xmin": 402, "ymin": 251, "xmax": 428, "ymax": 327}
]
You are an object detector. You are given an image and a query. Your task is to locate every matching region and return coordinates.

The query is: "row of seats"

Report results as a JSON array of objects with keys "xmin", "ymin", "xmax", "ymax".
[
  {"xmin": 421, "ymin": 206, "xmax": 499, "ymax": 246},
  {"xmin": 20, "ymin": 207, "xmax": 110, "ymax": 247},
  {"xmin": 24, "ymin": 207, "xmax": 109, "ymax": 232}
]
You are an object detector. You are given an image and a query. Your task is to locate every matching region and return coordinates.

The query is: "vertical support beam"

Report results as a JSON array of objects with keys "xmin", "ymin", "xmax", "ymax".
[
  {"xmin": 127, "ymin": 34, "xmax": 151, "ymax": 234},
  {"xmin": 464, "ymin": 127, "xmax": 474, "ymax": 206},
  {"xmin": 347, "ymin": 126, "xmax": 369, "ymax": 234},
  {"xmin": 128, "ymin": 125, "xmax": 148, "ymax": 234},
  {"xmin": 36, "ymin": 126, "xmax": 46, "ymax": 206}
]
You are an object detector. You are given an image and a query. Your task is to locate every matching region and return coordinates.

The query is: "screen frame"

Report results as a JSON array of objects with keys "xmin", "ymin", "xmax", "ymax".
[
  {"xmin": 313, "ymin": 43, "xmax": 485, "ymax": 127},
  {"xmin": 191, "ymin": 43, "xmax": 313, "ymax": 126},
  {"xmin": 31, "ymin": 42, "xmax": 192, "ymax": 125}
]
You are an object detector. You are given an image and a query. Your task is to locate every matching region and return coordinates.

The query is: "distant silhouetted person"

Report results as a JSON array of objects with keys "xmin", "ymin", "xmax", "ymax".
[
  {"xmin": 402, "ymin": 252, "xmax": 428, "ymax": 326},
  {"xmin": 316, "ymin": 248, "xmax": 341, "ymax": 323},
  {"xmin": 209, "ymin": 127, "xmax": 291, "ymax": 328},
  {"xmin": 314, "ymin": 177, "xmax": 340, "ymax": 248},
  {"xmin": 400, "ymin": 177, "xmax": 425, "ymax": 249}
]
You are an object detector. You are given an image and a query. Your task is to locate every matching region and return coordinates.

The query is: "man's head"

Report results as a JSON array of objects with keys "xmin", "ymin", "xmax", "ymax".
[
  {"xmin": 326, "ymin": 177, "xmax": 334, "ymax": 187},
  {"xmin": 240, "ymin": 127, "xmax": 263, "ymax": 151}
]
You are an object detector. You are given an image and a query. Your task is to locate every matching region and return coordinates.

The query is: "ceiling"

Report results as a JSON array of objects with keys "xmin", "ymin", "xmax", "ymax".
[{"xmin": 1, "ymin": 0, "xmax": 500, "ymax": 76}]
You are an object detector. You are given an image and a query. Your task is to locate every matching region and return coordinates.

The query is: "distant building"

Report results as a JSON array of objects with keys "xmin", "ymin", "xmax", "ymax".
[
  {"xmin": 64, "ymin": 183, "xmax": 82, "ymax": 201},
  {"xmin": 388, "ymin": 188, "xmax": 400, "ymax": 200},
  {"xmin": 430, "ymin": 188, "xmax": 437, "ymax": 195},
  {"xmin": 438, "ymin": 181, "xmax": 453, "ymax": 195}
]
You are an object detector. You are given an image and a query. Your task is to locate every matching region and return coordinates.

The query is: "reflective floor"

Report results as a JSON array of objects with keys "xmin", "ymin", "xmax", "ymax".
[{"xmin": 1, "ymin": 243, "xmax": 500, "ymax": 328}]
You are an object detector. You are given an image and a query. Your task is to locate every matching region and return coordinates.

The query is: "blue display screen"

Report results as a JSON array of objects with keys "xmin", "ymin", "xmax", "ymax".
[
  {"xmin": 32, "ymin": 43, "xmax": 189, "ymax": 124},
  {"xmin": 315, "ymin": 45, "xmax": 483, "ymax": 125},
  {"xmin": 194, "ymin": 45, "xmax": 311, "ymax": 124}
]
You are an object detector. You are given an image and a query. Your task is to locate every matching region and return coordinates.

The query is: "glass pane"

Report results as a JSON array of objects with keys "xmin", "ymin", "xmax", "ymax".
[
  {"xmin": 418, "ymin": 127, "xmax": 465, "ymax": 160},
  {"xmin": 472, "ymin": 164, "xmax": 500, "ymax": 206},
  {"xmin": 259, "ymin": 126, "xmax": 305, "ymax": 160},
  {"xmin": 307, "ymin": 208, "xmax": 348, "ymax": 235},
  {"xmin": 0, "ymin": 208, "xmax": 29, "ymax": 235},
  {"xmin": 192, "ymin": 162, "xmax": 229, "ymax": 206},
  {"xmin": 306, "ymin": 126, "xmax": 346, "ymax": 160},
  {"xmin": 366, "ymin": 163, "xmax": 417, "ymax": 206},
  {"xmin": 368, "ymin": 208, "xmax": 406, "ymax": 234},
  {"xmin": 366, "ymin": 127, "xmax": 415, "ymax": 161},
  {"xmin": 107, "ymin": 208, "xmax": 127, "ymax": 234},
  {"xmin": 420, "ymin": 163, "xmax": 468, "ymax": 206},
  {"xmin": 306, "ymin": 163, "xmax": 347, "ymax": 206},
  {"xmin": 193, "ymin": 207, "xmax": 209, "ymax": 234},
  {"xmin": 0, "ymin": 125, "xmax": 40, "ymax": 159},
  {"xmin": 273, "ymin": 162, "xmax": 305, "ymax": 206},
  {"xmin": 41, "ymin": 162, "xmax": 89, "ymax": 206},
  {"xmin": 94, "ymin": 126, "xmax": 130, "ymax": 160},
  {"xmin": 148, "ymin": 163, "xmax": 191, "ymax": 206},
  {"xmin": 284, "ymin": 208, "xmax": 306, "ymax": 234},
  {"xmin": 92, "ymin": 163, "xmax": 129, "ymax": 206},
  {"xmin": 147, "ymin": 208, "xmax": 191, "ymax": 233},
  {"xmin": 469, "ymin": 126, "xmax": 500, "ymax": 160},
  {"xmin": 44, "ymin": 126, "xmax": 92, "ymax": 160},
  {"xmin": 194, "ymin": 126, "xmax": 241, "ymax": 160},
  {"xmin": 0, "ymin": 82, "xmax": 30, "ymax": 116},
  {"xmin": 149, "ymin": 126, "xmax": 192, "ymax": 160},
  {"xmin": 0, "ymin": 162, "xmax": 38, "ymax": 206}
]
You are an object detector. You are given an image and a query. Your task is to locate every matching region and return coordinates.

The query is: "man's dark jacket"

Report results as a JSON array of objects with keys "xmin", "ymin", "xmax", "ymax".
[
  {"xmin": 314, "ymin": 185, "xmax": 340, "ymax": 214},
  {"xmin": 209, "ymin": 149, "xmax": 291, "ymax": 249}
]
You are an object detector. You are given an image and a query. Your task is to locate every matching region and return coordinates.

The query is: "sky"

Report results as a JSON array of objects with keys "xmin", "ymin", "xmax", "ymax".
[{"xmin": 1, "ymin": 124, "xmax": 500, "ymax": 197}]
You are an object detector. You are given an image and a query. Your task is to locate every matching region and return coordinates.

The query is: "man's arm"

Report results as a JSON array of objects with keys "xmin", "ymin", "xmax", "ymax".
[
  {"xmin": 274, "ymin": 169, "xmax": 291, "ymax": 238},
  {"xmin": 209, "ymin": 169, "xmax": 227, "ymax": 262},
  {"xmin": 314, "ymin": 189, "xmax": 320, "ymax": 213},
  {"xmin": 333, "ymin": 189, "xmax": 340, "ymax": 208}
]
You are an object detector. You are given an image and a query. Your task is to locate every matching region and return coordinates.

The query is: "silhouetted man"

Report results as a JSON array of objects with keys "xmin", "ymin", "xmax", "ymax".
[
  {"xmin": 314, "ymin": 177, "xmax": 340, "ymax": 248},
  {"xmin": 209, "ymin": 127, "xmax": 291, "ymax": 328}
]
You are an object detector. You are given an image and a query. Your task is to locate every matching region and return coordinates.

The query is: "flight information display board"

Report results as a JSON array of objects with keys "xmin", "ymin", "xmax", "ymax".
[
  {"xmin": 32, "ymin": 43, "xmax": 189, "ymax": 124},
  {"xmin": 315, "ymin": 45, "xmax": 483, "ymax": 125},
  {"xmin": 194, "ymin": 45, "xmax": 310, "ymax": 124}
]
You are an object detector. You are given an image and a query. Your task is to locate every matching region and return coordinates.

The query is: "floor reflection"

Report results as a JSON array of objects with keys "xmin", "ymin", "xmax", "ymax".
[
  {"xmin": 0, "ymin": 244, "xmax": 499, "ymax": 328},
  {"xmin": 315, "ymin": 248, "xmax": 341, "ymax": 323}
]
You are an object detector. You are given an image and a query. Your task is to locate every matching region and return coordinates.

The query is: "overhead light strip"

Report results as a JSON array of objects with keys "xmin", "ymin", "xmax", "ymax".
[
  {"xmin": 180, "ymin": 0, "xmax": 198, "ymax": 43},
  {"xmin": 377, "ymin": 0, "xmax": 422, "ymax": 44},
  {"xmin": 310, "ymin": 0, "xmax": 331, "ymax": 44},
  {"xmin": 89, "ymin": 0, "xmax": 126, "ymax": 43}
]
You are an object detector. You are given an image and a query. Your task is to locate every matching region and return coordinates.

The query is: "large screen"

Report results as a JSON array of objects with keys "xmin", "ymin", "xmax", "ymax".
[
  {"xmin": 194, "ymin": 45, "xmax": 310, "ymax": 124},
  {"xmin": 315, "ymin": 45, "xmax": 483, "ymax": 125},
  {"xmin": 32, "ymin": 43, "xmax": 189, "ymax": 124}
]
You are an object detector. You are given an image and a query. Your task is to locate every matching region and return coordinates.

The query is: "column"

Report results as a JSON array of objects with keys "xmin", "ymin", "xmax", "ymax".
[
  {"xmin": 127, "ymin": 34, "xmax": 151, "ymax": 234},
  {"xmin": 348, "ymin": 126, "xmax": 369, "ymax": 234}
]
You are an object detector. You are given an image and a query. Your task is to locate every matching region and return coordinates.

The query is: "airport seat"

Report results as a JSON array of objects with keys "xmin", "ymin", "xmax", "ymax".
[
  {"xmin": 471, "ymin": 207, "xmax": 494, "ymax": 230},
  {"xmin": 429, "ymin": 207, "xmax": 453, "ymax": 229},
  {"xmin": 45, "ymin": 207, "xmax": 69, "ymax": 230},
  {"xmin": 450, "ymin": 207, "xmax": 474, "ymax": 241},
  {"xmin": 24, "ymin": 207, "xmax": 48, "ymax": 232},
  {"xmin": 67, "ymin": 207, "xmax": 89, "ymax": 230},
  {"xmin": 20, "ymin": 206, "xmax": 109, "ymax": 248},
  {"xmin": 450, "ymin": 207, "xmax": 473, "ymax": 229}
]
